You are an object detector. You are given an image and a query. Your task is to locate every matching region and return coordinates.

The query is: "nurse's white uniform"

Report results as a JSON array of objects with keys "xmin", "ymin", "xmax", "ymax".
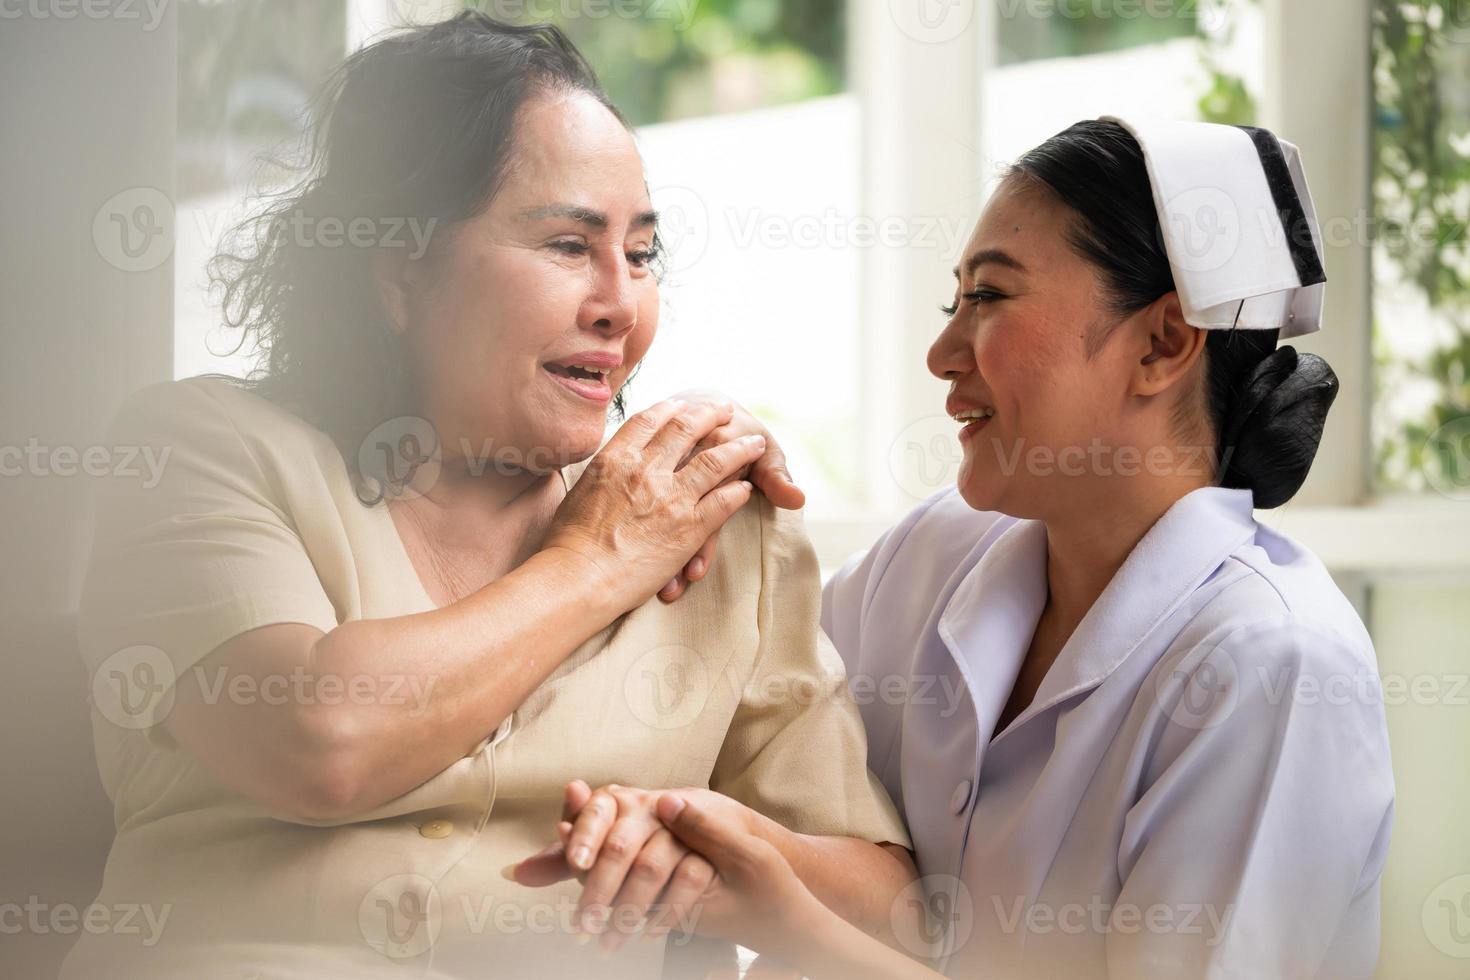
[{"xmin": 822, "ymin": 485, "xmax": 1394, "ymax": 979}]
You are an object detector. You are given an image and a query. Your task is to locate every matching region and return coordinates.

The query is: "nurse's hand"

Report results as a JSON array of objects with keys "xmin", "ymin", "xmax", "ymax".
[
  {"xmin": 543, "ymin": 399, "xmax": 765, "ymax": 612},
  {"xmin": 658, "ymin": 390, "xmax": 806, "ymax": 603},
  {"xmin": 508, "ymin": 781, "xmax": 745, "ymax": 953},
  {"xmin": 652, "ymin": 792, "xmax": 832, "ymax": 965}
]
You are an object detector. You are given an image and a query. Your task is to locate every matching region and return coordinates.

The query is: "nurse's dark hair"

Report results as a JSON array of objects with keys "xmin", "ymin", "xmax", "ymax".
[
  {"xmin": 1003, "ymin": 119, "xmax": 1338, "ymax": 509},
  {"xmin": 208, "ymin": 12, "xmax": 633, "ymax": 501}
]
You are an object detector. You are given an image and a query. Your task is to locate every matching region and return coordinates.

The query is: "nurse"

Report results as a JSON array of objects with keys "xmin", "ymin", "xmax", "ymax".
[{"xmin": 638, "ymin": 117, "xmax": 1396, "ymax": 978}]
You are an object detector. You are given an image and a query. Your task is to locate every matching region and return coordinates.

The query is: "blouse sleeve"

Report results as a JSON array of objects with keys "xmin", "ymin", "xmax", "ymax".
[
  {"xmin": 707, "ymin": 498, "xmax": 910, "ymax": 848},
  {"xmin": 79, "ymin": 381, "xmax": 340, "ymax": 746}
]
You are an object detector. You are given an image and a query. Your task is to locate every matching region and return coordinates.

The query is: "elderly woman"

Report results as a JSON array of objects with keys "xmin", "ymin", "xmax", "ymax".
[{"xmin": 62, "ymin": 14, "xmax": 912, "ymax": 980}]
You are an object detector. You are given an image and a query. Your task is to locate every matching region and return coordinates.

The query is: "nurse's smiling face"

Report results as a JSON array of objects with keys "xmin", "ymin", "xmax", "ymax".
[
  {"xmin": 928, "ymin": 178, "xmax": 1157, "ymax": 517},
  {"xmin": 379, "ymin": 90, "xmax": 660, "ymax": 473}
]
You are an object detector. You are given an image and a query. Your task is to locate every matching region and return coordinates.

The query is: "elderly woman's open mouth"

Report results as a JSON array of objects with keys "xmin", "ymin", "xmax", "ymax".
[{"xmin": 544, "ymin": 350, "xmax": 622, "ymax": 403}]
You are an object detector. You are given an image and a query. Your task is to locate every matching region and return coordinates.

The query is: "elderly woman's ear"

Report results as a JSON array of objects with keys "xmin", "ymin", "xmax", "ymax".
[{"xmin": 372, "ymin": 248, "xmax": 420, "ymax": 336}]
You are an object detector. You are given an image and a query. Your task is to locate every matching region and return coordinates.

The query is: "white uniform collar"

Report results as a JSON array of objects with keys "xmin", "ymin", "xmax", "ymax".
[{"xmin": 938, "ymin": 487, "xmax": 1259, "ymax": 737}]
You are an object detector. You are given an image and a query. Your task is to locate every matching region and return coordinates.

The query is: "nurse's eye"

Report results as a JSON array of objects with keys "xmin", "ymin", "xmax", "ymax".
[{"xmin": 939, "ymin": 289, "xmax": 1004, "ymax": 318}]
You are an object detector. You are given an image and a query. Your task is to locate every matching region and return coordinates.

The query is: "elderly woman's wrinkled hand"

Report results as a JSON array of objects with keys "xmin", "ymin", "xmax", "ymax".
[{"xmin": 542, "ymin": 399, "xmax": 767, "ymax": 612}]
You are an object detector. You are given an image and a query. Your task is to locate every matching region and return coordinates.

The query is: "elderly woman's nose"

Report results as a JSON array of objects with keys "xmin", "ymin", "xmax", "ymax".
[
  {"xmin": 927, "ymin": 316, "xmax": 976, "ymax": 381},
  {"xmin": 580, "ymin": 258, "xmax": 640, "ymax": 334}
]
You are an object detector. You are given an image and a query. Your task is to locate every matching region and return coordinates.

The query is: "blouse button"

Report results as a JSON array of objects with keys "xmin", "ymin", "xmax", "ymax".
[
  {"xmin": 419, "ymin": 819, "xmax": 454, "ymax": 839},
  {"xmin": 950, "ymin": 779, "xmax": 973, "ymax": 815}
]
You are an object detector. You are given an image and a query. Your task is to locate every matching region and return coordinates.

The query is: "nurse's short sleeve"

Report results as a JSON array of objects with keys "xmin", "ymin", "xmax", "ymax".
[
  {"xmin": 79, "ymin": 381, "xmax": 339, "ymax": 739},
  {"xmin": 1111, "ymin": 617, "xmax": 1395, "ymax": 979},
  {"xmin": 709, "ymin": 499, "xmax": 910, "ymax": 849}
]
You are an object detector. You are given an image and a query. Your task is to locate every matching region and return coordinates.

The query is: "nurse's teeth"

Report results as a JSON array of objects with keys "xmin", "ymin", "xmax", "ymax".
[{"xmin": 952, "ymin": 408, "xmax": 995, "ymax": 422}]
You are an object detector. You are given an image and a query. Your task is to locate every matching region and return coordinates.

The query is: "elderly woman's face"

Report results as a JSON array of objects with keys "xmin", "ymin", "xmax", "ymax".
[
  {"xmin": 399, "ymin": 91, "xmax": 659, "ymax": 472},
  {"xmin": 927, "ymin": 179, "xmax": 1139, "ymax": 517}
]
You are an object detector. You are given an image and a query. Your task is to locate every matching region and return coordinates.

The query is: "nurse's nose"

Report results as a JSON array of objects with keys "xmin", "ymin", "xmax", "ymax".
[{"xmin": 928, "ymin": 313, "xmax": 976, "ymax": 381}]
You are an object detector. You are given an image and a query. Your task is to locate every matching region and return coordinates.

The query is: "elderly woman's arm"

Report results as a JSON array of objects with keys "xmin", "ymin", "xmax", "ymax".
[{"xmin": 162, "ymin": 400, "xmax": 766, "ymax": 822}]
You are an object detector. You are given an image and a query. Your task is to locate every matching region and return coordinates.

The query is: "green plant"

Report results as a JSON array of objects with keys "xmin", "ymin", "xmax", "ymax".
[
  {"xmin": 465, "ymin": 0, "xmax": 845, "ymax": 125},
  {"xmin": 1372, "ymin": 0, "xmax": 1470, "ymax": 491},
  {"xmin": 1195, "ymin": 0, "xmax": 1257, "ymax": 124}
]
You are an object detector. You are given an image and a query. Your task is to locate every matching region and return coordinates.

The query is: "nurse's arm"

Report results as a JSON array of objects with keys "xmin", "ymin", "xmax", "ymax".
[
  {"xmin": 1109, "ymin": 621, "xmax": 1394, "ymax": 976},
  {"xmin": 655, "ymin": 793, "xmax": 941, "ymax": 980}
]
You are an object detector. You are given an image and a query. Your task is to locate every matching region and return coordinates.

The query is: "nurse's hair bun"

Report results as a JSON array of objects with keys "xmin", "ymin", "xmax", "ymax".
[{"xmin": 1213, "ymin": 343, "xmax": 1339, "ymax": 509}]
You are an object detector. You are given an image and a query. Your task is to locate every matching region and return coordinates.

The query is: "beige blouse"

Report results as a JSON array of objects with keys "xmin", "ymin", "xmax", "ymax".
[{"xmin": 62, "ymin": 378, "xmax": 907, "ymax": 980}]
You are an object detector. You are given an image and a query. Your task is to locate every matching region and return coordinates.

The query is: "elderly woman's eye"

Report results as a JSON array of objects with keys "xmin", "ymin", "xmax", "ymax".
[
  {"xmin": 549, "ymin": 240, "xmax": 590, "ymax": 257},
  {"xmin": 627, "ymin": 246, "xmax": 659, "ymax": 268}
]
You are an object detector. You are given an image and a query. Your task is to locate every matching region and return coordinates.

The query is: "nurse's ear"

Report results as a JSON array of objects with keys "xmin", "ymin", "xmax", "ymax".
[{"xmin": 1127, "ymin": 292, "xmax": 1208, "ymax": 400}]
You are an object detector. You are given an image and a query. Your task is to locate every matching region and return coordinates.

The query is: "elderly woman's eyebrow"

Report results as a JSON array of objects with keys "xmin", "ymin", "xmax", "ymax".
[
  {"xmin": 952, "ymin": 248, "xmax": 1028, "ymax": 279},
  {"xmin": 520, "ymin": 204, "xmax": 659, "ymax": 231}
]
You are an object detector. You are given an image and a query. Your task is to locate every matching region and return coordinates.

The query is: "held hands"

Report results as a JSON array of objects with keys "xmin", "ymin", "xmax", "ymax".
[
  {"xmin": 506, "ymin": 781, "xmax": 818, "ymax": 959},
  {"xmin": 653, "ymin": 792, "xmax": 828, "ymax": 963},
  {"xmin": 506, "ymin": 781, "xmax": 724, "ymax": 952}
]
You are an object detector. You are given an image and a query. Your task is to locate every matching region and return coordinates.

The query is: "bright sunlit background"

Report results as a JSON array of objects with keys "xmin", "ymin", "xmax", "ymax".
[{"xmin": 3, "ymin": 1, "xmax": 1468, "ymax": 977}]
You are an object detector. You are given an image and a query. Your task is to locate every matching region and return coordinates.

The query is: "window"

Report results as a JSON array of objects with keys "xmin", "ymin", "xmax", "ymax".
[
  {"xmin": 1372, "ymin": 0, "xmax": 1470, "ymax": 500},
  {"xmin": 173, "ymin": 0, "xmax": 347, "ymax": 380},
  {"xmin": 483, "ymin": 0, "xmax": 869, "ymax": 514}
]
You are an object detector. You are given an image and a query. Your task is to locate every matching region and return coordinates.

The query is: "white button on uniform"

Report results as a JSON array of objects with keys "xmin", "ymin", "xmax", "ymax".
[{"xmin": 950, "ymin": 779, "xmax": 973, "ymax": 815}]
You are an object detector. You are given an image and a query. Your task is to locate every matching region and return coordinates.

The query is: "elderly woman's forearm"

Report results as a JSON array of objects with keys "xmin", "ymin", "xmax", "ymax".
[
  {"xmin": 298, "ymin": 548, "xmax": 633, "ymax": 812},
  {"xmin": 165, "ymin": 547, "xmax": 630, "ymax": 822}
]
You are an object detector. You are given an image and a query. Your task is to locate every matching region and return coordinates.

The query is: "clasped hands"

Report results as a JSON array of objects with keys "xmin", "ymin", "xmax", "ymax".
[{"xmin": 503, "ymin": 779, "xmax": 817, "ymax": 961}]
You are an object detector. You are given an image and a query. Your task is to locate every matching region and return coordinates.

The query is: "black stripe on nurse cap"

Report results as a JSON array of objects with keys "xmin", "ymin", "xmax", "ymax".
[
  {"xmin": 1099, "ymin": 115, "xmax": 1328, "ymax": 340},
  {"xmin": 1235, "ymin": 125, "xmax": 1327, "ymax": 289}
]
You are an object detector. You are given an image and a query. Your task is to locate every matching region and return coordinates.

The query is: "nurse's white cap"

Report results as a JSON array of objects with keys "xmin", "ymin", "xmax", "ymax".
[{"xmin": 1100, "ymin": 115, "xmax": 1327, "ymax": 340}]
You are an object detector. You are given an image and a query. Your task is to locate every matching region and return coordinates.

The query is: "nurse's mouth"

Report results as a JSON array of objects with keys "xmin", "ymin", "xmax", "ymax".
[
  {"xmin": 544, "ymin": 357, "xmax": 616, "ymax": 404},
  {"xmin": 952, "ymin": 407, "xmax": 995, "ymax": 441}
]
